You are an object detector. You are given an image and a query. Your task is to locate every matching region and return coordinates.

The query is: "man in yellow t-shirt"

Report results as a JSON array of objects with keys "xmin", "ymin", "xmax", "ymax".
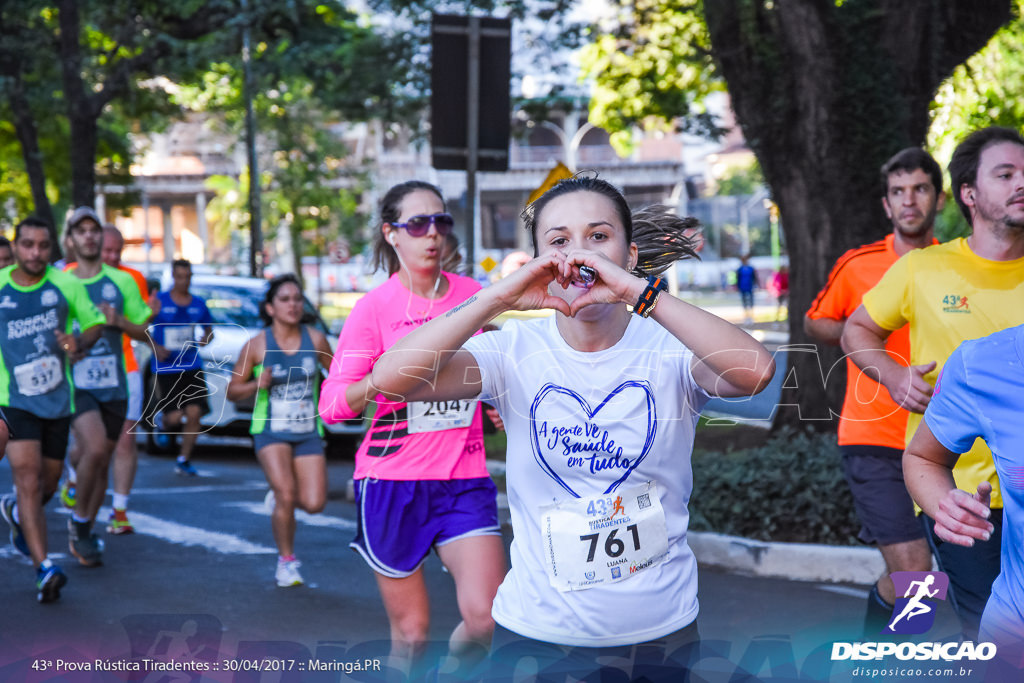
[{"xmin": 843, "ymin": 126, "xmax": 1024, "ymax": 640}]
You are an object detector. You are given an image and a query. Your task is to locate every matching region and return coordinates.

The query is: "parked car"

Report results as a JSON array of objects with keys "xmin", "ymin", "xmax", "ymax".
[{"xmin": 133, "ymin": 274, "xmax": 362, "ymax": 455}]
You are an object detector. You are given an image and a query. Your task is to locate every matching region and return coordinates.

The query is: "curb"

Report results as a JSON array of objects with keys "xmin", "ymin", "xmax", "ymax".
[{"xmin": 687, "ymin": 531, "xmax": 883, "ymax": 585}]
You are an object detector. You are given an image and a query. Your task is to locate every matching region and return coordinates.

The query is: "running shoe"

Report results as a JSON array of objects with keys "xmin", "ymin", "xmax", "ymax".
[
  {"xmin": 36, "ymin": 560, "xmax": 67, "ymax": 603},
  {"xmin": 59, "ymin": 480, "xmax": 76, "ymax": 509},
  {"xmin": 1, "ymin": 494, "xmax": 29, "ymax": 557},
  {"xmin": 263, "ymin": 489, "xmax": 276, "ymax": 512},
  {"xmin": 153, "ymin": 431, "xmax": 172, "ymax": 450},
  {"xmin": 67, "ymin": 519, "xmax": 103, "ymax": 567},
  {"xmin": 106, "ymin": 509, "xmax": 135, "ymax": 535},
  {"xmin": 175, "ymin": 459, "xmax": 198, "ymax": 477},
  {"xmin": 275, "ymin": 559, "xmax": 304, "ymax": 587}
]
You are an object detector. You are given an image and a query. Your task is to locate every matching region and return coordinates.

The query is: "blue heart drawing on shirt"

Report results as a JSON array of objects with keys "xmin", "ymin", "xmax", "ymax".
[{"xmin": 529, "ymin": 381, "xmax": 657, "ymax": 497}]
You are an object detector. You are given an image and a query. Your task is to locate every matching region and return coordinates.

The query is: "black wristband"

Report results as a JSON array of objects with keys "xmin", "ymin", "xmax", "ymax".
[{"xmin": 633, "ymin": 275, "xmax": 668, "ymax": 318}]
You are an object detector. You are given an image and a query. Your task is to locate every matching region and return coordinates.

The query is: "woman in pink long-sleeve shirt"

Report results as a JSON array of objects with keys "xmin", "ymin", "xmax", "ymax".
[{"xmin": 318, "ymin": 181, "xmax": 505, "ymax": 676}]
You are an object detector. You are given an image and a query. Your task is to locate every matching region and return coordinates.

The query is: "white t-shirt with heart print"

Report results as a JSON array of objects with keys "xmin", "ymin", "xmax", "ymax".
[{"xmin": 465, "ymin": 314, "xmax": 712, "ymax": 647}]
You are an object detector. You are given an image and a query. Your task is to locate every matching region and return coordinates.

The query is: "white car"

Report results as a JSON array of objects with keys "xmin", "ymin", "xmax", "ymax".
[{"xmin": 132, "ymin": 274, "xmax": 362, "ymax": 455}]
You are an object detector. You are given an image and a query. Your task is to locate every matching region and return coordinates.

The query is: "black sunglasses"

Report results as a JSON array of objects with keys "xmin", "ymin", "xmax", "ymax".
[{"xmin": 391, "ymin": 213, "xmax": 455, "ymax": 237}]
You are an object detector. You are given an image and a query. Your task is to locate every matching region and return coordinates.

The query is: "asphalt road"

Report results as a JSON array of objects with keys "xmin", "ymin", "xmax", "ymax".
[{"xmin": 0, "ymin": 446, "xmax": 977, "ymax": 683}]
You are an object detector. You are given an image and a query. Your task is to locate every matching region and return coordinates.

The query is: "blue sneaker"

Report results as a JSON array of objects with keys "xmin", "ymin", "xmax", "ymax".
[
  {"xmin": 175, "ymin": 459, "xmax": 198, "ymax": 477},
  {"xmin": 1, "ymin": 495, "xmax": 29, "ymax": 557},
  {"xmin": 36, "ymin": 560, "xmax": 67, "ymax": 603}
]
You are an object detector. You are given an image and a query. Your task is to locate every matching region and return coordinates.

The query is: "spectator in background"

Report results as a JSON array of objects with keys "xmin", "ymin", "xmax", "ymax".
[
  {"xmin": 736, "ymin": 254, "xmax": 758, "ymax": 323},
  {"xmin": 768, "ymin": 264, "xmax": 789, "ymax": 321},
  {"xmin": 0, "ymin": 236, "xmax": 13, "ymax": 268}
]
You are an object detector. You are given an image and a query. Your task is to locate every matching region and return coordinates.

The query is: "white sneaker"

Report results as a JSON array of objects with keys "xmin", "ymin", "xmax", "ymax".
[
  {"xmin": 263, "ymin": 489, "xmax": 275, "ymax": 513},
  {"xmin": 275, "ymin": 559, "xmax": 303, "ymax": 587}
]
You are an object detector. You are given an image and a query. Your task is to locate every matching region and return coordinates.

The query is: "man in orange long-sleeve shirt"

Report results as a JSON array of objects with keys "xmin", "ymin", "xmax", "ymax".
[
  {"xmin": 805, "ymin": 147, "xmax": 942, "ymax": 634},
  {"xmin": 102, "ymin": 226, "xmax": 154, "ymax": 534}
]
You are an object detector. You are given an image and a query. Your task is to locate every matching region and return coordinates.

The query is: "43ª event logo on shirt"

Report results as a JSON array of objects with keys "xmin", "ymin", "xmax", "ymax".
[{"xmin": 941, "ymin": 294, "xmax": 970, "ymax": 314}]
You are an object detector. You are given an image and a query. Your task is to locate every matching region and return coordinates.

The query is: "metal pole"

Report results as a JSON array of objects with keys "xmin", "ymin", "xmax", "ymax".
[
  {"xmin": 241, "ymin": 0, "xmax": 263, "ymax": 277},
  {"xmin": 465, "ymin": 17, "xmax": 480, "ymax": 279}
]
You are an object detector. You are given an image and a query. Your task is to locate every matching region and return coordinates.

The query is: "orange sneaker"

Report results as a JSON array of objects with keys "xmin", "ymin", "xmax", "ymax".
[{"xmin": 106, "ymin": 509, "xmax": 135, "ymax": 535}]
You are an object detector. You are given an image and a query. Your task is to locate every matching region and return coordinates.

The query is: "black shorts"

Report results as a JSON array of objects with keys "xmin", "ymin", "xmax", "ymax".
[
  {"xmin": 156, "ymin": 369, "xmax": 210, "ymax": 414},
  {"xmin": 74, "ymin": 393, "xmax": 128, "ymax": 442},
  {"xmin": 489, "ymin": 621, "xmax": 702, "ymax": 682},
  {"xmin": 840, "ymin": 444, "xmax": 926, "ymax": 546},
  {"xmin": 3, "ymin": 407, "xmax": 72, "ymax": 461}
]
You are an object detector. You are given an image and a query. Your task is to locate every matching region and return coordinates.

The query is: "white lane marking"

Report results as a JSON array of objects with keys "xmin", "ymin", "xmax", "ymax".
[
  {"xmin": 126, "ymin": 483, "xmax": 268, "ymax": 495},
  {"xmin": 104, "ymin": 508, "xmax": 275, "ymax": 555},
  {"xmin": 816, "ymin": 584, "xmax": 869, "ymax": 599},
  {"xmin": 227, "ymin": 502, "xmax": 357, "ymax": 531}
]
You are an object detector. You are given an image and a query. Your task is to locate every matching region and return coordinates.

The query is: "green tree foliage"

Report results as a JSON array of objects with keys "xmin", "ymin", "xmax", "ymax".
[
  {"xmin": 715, "ymin": 160, "xmax": 764, "ymax": 197},
  {"xmin": 580, "ymin": 0, "xmax": 721, "ymax": 153},
  {"xmin": 0, "ymin": 0, "xmax": 409, "ymax": 267},
  {"xmin": 173, "ymin": 2, "xmax": 410, "ymax": 273},
  {"xmin": 583, "ymin": 1, "xmax": 1015, "ymax": 430},
  {"xmin": 0, "ymin": 0, "xmax": 236, "ymax": 248},
  {"xmin": 929, "ymin": 1, "xmax": 1024, "ymax": 166}
]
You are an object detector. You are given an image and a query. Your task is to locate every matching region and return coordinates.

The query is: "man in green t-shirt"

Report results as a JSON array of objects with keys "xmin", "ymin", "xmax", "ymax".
[
  {"xmin": 64, "ymin": 207, "xmax": 153, "ymax": 567},
  {"xmin": 0, "ymin": 217, "xmax": 105, "ymax": 603}
]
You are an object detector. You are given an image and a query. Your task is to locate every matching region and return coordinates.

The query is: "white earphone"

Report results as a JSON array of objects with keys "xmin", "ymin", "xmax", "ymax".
[{"xmin": 389, "ymin": 233, "xmax": 398, "ymax": 247}]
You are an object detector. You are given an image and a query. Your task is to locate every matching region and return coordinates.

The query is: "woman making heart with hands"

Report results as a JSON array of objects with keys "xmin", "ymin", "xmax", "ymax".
[{"xmin": 373, "ymin": 175, "xmax": 776, "ymax": 681}]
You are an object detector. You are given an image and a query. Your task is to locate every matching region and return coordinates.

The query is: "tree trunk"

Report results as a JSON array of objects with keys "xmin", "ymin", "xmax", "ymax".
[
  {"xmin": 8, "ymin": 72, "xmax": 59, "ymax": 253},
  {"xmin": 57, "ymin": 0, "xmax": 99, "ymax": 209},
  {"xmin": 704, "ymin": 0, "xmax": 1011, "ymax": 430}
]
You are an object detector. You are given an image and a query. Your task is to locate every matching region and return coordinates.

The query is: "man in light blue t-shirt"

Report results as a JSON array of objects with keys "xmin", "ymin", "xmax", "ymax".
[{"xmin": 905, "ymin": 324, "xmax": 1024, "ymax": 679}]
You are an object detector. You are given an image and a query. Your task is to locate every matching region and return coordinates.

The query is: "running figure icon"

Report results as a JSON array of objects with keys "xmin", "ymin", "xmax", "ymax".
[{"xmin": 888, "ymin": 574, "xmax": 939, "ymax": 631}]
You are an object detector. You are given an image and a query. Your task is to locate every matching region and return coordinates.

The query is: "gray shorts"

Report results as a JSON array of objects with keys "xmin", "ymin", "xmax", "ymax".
[
  {"xmin": 252, "ymin": 433, "xmax": 323, "ymax": 457},
  {"xmin": 840, "ymin": 445, "xmax": 925, "ymax": 546}
]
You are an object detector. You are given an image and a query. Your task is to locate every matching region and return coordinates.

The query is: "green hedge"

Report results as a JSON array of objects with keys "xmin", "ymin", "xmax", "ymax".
[{"xmin": 688, "ymin": 426, "xmax": 862, "ymax": 545}]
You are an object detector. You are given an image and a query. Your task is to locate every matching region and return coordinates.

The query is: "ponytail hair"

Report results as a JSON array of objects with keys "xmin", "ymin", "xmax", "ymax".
[
  {"xmin": 629, "ymin": 204, "xmax": 701, "ymax": 277},
  {"xmin": 523, "ymin": 174, "xmax": 701, "ymax": 276}
]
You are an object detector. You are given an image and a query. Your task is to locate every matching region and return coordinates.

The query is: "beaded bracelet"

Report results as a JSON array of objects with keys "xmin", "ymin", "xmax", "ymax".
[{"xmin": 633, "ymin": 275, "xmax": 668, "ymax": 318}]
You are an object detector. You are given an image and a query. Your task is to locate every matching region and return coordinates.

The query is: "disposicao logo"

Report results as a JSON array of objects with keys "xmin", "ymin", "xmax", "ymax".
[
  {"xmin": 884, "ymin": 571, "xmax": 948, "ymax": 635},
  {"xmin": 831, "ymin": 571, "xmax": 997, "ymax": 663}
]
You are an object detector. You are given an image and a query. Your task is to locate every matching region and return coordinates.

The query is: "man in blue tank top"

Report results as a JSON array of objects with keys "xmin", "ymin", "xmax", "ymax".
[{"xmin": 148, "ymin": 259, "xmax": 214, "ymax": 476}]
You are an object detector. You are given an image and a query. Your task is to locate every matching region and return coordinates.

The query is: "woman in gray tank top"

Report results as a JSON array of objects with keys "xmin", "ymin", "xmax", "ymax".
[{"xmin": 227, "ymin": 274, "xmax": 334, "ymax": 587}]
